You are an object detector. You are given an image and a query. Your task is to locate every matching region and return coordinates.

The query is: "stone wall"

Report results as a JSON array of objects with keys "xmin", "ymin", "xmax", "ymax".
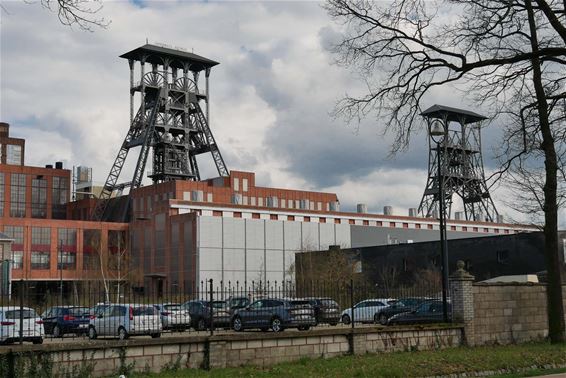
[
  {"xmin": 0, "ymin": 326, "xmax": 463, "ymax": 377},
  {"xmin": 471, "ymin": 283, "xmax": 566, "ymax": 345}
]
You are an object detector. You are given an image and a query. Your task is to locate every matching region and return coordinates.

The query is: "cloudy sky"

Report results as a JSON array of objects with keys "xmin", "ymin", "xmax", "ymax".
[{"xmin": 0, "ymin": 0, "xmax": 557, "ymax": 225}]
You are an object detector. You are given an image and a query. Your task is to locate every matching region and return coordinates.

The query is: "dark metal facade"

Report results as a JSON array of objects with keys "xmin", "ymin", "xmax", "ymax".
[
  {"xmin": 92, "ymin": 44, "xmax": 229, "ymax": 221},
  {"xmin": 418, "ymin": 105, "xmax": 498, "ymax": 222}
]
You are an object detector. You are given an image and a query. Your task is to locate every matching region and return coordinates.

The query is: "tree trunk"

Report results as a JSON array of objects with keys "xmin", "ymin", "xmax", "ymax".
[{"xmin": 526, "ymin": 0, "xmax": 566, "ymax": 343}]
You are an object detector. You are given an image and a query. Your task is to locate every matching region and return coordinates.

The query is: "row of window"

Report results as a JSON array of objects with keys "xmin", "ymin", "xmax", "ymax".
[
  {"xmin": 1, "ymin": 227, "xmax": 125, "ymax": 271},
  {"xmin": 207, "ymin": 210, "xmax": 513, "ymax": 234},
  {"xmin": 0, "ymin": 173, "xmax": 69, "ymax": 218}
]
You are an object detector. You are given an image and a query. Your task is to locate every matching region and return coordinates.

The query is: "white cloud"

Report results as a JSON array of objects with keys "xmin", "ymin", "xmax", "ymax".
[{"xmin": 0, "ymin": 0, "xmax": 552, "ymax": 226}]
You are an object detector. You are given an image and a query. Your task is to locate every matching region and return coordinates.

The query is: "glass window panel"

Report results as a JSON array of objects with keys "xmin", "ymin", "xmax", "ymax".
[
  {"xmin": 6, "ymin": 145, "xmax": 22, "ymax": 165},
  {"xmin": 10, "ymin": 173, "xmax": 26, "ymax": 217},
  {"xmin": 31, "ymin": 177, "xmax": 47, "ymax": 218}
]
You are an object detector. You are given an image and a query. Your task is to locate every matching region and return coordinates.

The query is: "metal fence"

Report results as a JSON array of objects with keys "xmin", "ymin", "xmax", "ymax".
[{"xmin": 0, "ymin": 278, "xmax": 448, "ymax": 345}]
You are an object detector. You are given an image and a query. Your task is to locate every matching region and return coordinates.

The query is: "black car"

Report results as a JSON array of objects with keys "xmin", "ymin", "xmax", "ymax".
[
  {"xmin": 41, "ymin": 306, "xmax": 91, "ymax": 337},
  {"xmin": 387, "ymin": 300, "xmax": 452, "ymax": 325},
  {"xmin": 231, "ymin": 298, "xmax": 316, "ymax": 332},
  {"xmin": 375, "ymin": 298, "xmax": 427, "ymax": 325},
  {"xmin": 183, "ymin": 300, "xmax": 211, "ymax": 331},
  {"xmin": 303, "ymin": 297, "xmax": 340, "ymax": 326}
]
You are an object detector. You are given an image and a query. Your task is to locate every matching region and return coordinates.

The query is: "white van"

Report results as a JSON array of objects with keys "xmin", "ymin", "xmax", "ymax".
[
  {"xmin": 88, "ymin": 304, "xmax": 162, "ymax": 340},
  {"xmin": 0, "ymin": 306, "xmax": 44, "ymax": 344}
]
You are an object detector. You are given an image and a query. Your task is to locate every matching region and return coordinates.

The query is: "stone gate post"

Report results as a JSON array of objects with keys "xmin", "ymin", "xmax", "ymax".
[{"xmin": 450, "ymin": 260, "xmax": 475, "ymax": 346}]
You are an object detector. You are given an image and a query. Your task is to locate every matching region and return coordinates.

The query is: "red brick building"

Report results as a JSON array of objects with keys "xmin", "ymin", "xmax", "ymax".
[{"xmin": 0, "ymin": 123, "xmax": 128, "ymax": 295}]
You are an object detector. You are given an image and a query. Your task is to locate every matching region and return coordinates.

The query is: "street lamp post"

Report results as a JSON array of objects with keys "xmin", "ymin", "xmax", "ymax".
[
  {"xmin": 429, "ymin": 119, "xmax": 450, "ymax": 322},
  {"xmin": 59, "ymin": 239, "xmax": 63, "ymax": 305}
]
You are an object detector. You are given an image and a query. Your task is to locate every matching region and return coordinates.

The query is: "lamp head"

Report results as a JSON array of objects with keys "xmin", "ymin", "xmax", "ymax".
[{"xmin": 429, "ymin": 119, "xmax": 446, "ymax": 143}]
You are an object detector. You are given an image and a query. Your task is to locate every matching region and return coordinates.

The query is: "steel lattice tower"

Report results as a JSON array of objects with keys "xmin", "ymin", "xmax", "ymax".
[
  {"xmin": 418, "ymin": 105, "xmax": 498, "ymax": 222},
  {"xmin": 92, "ymin": 44, "xmax": 229, "ymax": 221}
]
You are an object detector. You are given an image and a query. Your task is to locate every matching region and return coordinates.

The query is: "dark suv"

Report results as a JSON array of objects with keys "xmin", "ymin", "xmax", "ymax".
[
  {"xmin": 303, "ymin": 297, "xmax": 340, "ymax": 326},
  {"xmin": 231, "ymin": 298, "xmax": 316, "ymax": 332}
]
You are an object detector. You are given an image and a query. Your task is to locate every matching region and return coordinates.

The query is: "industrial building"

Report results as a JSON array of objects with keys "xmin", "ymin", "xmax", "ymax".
[
  {"xmin": 0, "ymin": 122, "xmax": 128, "ymax": 296},
  {"xmin": 0, "ymin": 44, "xmax": 539, "ymax": 297}
]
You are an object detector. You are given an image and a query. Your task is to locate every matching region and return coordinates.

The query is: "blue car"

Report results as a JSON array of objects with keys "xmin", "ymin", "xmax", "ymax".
[{"xmin": 41, "ymin": 306, "xmax": 91, "ymax": 337}]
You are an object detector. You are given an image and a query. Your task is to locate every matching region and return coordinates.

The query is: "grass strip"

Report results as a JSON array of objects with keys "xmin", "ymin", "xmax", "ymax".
[{"xmin": 132, "ymin": 341, "xmax": 566, "ymax": 378}]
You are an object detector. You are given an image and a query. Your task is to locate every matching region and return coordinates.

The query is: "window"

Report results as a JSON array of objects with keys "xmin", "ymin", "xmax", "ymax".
[
  {"xmin": 6, "ymin": 144, "xmax": 22, "ymax": 165},
  {"xmin": 281, "ymin": 199, "xmax": 286, "ymax": 208},
  {"xmin": 242, "ymin": 178, "xmax": 248, "ymax": 192},
  {"xmin": 10, "ymin": 173, "xmax": 26, "ymax": 217},
  {"xmin": 83, "ymin": 229, "xmax": 101, "ymax": 270},
  {"xmin": 0, "ymin": 173, "xmax": 4, "ymax": 216},
  {"xmin": 58, "ymin": 228, "xmax": 77, "ymax": 270},
  {"xmin": 233, "ymin": 178, "xmax": 239, "ymax": 191},
  {"xmin": 31, "ymin": 227, "xmax": 50, "ymax": 270},
  {"xmin": 4, "ymin": 226, "xmax": 23, "ymax": 270},
  {"xmin": 258, "ymin": 197, "xmax": 263, "ymax": 206},
  {"xmin": 31, "ymin": 177, "xmax": 47, "ymax": 218},
  {"xmin": 52, "ymin": 176, "xmax": 69, "ymax": 219}
]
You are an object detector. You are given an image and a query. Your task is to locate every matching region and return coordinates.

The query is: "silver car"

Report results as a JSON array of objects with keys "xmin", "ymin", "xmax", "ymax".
[
  {"xmin": 153, "ymin": 303, "xmax": 191, "ymax": 331},
  {"xmin": 88, "ymin": 304, "xmax": 162, "ymax": 340}
]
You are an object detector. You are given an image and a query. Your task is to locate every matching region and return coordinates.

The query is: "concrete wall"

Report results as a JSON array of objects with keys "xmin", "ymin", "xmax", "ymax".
[{"xmin": 0, "ymin": 326, "xmax": 463, "ymax": 377}]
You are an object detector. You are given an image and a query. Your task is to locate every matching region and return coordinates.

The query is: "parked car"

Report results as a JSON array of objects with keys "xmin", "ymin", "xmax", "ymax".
[
  {"xmin": 375, "ymin": 298, "xmax": 427, "ymax": 325},
  {"xmin": 0, "ymin": 307, "xmax": 44, "ymax": 344},
  {"xmin": 211, "ymin": 301, "xmax": 231, "ymax": 328},
  {"xmin": 341, "ymin": 298, "xmax": 396, "ymax": 324},
  {"xmin": 231, "ymin": 298, "xmax": 316, "ymax": 332},
  {"xmin": 226, "ymin": 296, "xmax": 251, "ymax": 314},
  {"xmin": 41, "ymin": 306, "xmax": 91, "ymax": 337},
  {"xmin": 182, "ymin": 300, "xmax": 212, "ymax": 331},
  {"xmin": 302, "ymin": 297, "xmax": 340, "ymax": 326},
  {"xmin": 88, "ymin": 304, "xmax": 162, "ymax": 340},
  {"xmin": 89, "ymin": 304, "xmax": 110, "ymax": 318},
  {"xmin": 387, "ymin": 300, "xmax": 452, "ymax": 325},
  {"xmin": 152, "ymin": 303, "xmax": 191, "ymax": 331}
]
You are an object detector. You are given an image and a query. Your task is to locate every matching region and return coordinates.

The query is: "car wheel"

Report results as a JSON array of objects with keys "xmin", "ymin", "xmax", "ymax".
[
  {"xmin": 298, "ymin": 325, "xmax": 310, "ymax": 331},
  {"xmin": 32, "ymin": 338, "xmax": 43, "ymax": 345},
  {"xmin": 88, "ymin": 326, "xmax": 97, "ymax": 340},
  {"xmin": 232, "ymin": 316, "xmax": 243, "ymax": 332},
  {"xmin": 52, "ymin": 325, "xmax": 62, "ymax": 338},
  {"xmin": 270, "ymin": 317, "xmax": 283, "ymax": 332},
  {"xmin": 118, "ymin": 327, "xmax": 128, "ymax": 340},
  {"xmin": 342, "ymin": 314, "xmax": 351, "ymax": 325},
  {"xmin": 151, "ymin": 333, "xmax": 161, "ymax": 338},
  {"xmin": 260, "ymin": 327, "xmax": 269, "ymax": 332},
  {"xmin": 196, "ymin": 318, "xmax": 206, "ymax": 331},
  {"xmin": 378, "ymin": 313, "xmax": 388, "ymax": 325}
]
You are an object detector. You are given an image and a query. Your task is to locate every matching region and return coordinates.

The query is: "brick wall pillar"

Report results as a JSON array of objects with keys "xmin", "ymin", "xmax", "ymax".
[{"xmin": 449, "ymin": 260, "xmax": 475, "ymax": 345}]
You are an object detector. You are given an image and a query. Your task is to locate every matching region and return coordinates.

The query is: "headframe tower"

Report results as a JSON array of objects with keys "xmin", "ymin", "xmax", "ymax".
[
  {"xmin": 92, "ymin": 44, "xmax": 229, "ymax": 221},
  {"xmin": 418, "ymin": 105, "xmax": 498, "ymax": 222}
]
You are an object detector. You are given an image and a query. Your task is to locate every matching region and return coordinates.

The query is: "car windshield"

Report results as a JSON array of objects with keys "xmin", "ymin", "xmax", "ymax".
[
  {"xmin": 133, "ymin": 306, "xmax": 157, "ymax": 316},
  {"xmin": 228, "ymin": 298, "xmax": 249, "ymax": 307},
  {"xmin": 415, "ymin": 302, "xmax": 433, "ymax": 313},
  {"xmin": 321, "ymin": 299, "xmax": 339, "ymax": 307},
  {"xmin": 5, "ymin": 309, "xmax": 37, "ymax": 319},
  {"xmin": 164, "ymin": 304, "xmax": 181, "ymax": 311},
  {"xmin": 69, "ymin": 307, "xmax": 90, "ymax": 316}
]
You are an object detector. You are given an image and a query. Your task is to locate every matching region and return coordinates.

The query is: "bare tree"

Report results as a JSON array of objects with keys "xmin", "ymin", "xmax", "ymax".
[
  {"xmin": 324, "ymin": 0, "xmax": 566, "ymax": 342},
  {"xmin": 19, "ymin": 0, "xmax": 109, "ymax": 31}
]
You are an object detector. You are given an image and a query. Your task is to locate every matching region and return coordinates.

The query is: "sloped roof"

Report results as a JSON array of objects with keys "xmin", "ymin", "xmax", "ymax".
[
  {"xmin": 120, "ymin": 44, "xmax": 219, "ymax": 72},
  {"xmin": 421, "ymin": 104, "xmax": 487, "ymax": 124}
]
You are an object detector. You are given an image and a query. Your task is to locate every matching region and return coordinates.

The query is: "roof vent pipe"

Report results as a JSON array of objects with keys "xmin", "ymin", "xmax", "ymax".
[{"xmin": 383, "ymin": 206, "xmax": 393, "ymax": 215}]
